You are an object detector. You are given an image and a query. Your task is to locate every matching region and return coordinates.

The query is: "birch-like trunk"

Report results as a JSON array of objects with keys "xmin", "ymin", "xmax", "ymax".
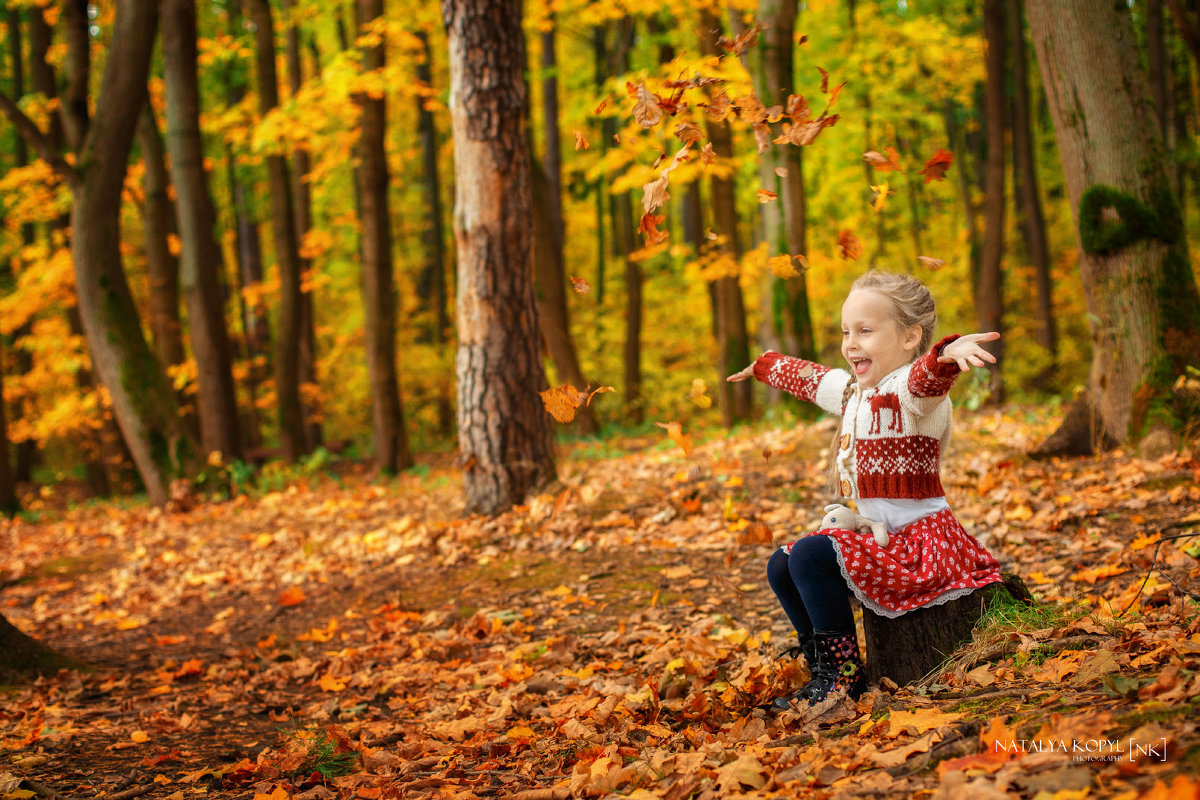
[{"xmin": 443, "ymin": 0, "xmax": 557, "ymax": 514}]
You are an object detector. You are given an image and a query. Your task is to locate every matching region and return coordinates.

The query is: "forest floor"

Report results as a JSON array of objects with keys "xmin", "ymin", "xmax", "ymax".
[{"xmin": 2, "ymin": 408, "xmax": 1200, "ymax": 800}]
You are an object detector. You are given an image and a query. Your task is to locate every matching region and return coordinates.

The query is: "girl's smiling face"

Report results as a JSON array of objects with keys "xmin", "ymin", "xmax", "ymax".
[{"xmin": 840, "ymin": 289, "xmax": 923, "ymax": 388}]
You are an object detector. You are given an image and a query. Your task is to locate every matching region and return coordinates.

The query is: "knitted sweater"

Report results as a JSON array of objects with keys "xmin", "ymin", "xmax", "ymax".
[{"xmin": 752, "ymin": 335, "xmax": 963, "ymax": 501}]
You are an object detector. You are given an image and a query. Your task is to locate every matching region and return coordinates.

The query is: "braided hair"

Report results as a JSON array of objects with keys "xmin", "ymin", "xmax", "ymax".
[{"xmin": 826, "ymin": 269, "xmax": 938, "ymax": 495}]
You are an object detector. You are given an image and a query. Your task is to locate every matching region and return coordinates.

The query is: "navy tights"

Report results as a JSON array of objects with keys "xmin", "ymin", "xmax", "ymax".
[{"xmin": 766, "ymin": 534, "xmax": 855, "ymax": 637}]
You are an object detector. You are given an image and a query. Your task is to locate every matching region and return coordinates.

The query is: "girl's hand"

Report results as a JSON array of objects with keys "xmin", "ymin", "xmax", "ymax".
[
  {"xmin": 938, "ymin": 332, "xmax": 1000, "ymax": 371},
  {"xmin": 726, "ymin": 362, "xmax": 756, "ymax": 382}
]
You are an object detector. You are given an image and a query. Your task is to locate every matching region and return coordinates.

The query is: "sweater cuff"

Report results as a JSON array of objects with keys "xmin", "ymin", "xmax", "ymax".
[
  {"xmin": 751, "ymin": 351, "xmax": 785, "ymax": 383},
  {"xmin": 927, "ymin": 335, "xmax": 963, "ymax": 377}
]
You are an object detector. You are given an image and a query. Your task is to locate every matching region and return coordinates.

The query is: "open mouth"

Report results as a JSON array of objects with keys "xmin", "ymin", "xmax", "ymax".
[{"xmin": 851, "ymin": 358, "xmax": 872, "ymax": 376}]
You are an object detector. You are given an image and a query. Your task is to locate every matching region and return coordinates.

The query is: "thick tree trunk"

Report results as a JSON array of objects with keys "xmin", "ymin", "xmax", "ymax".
[
  {"xmin": 163, "ymin": 0, "xmax": 243, "ymax": 463},
  {"xmin": 284, "ymin": 0, "xmax": 322, "ymax": 451},
  {"xmin": 1009, "ymin": 0, "xmax": 1056, "ymax": 357},
  {"xmin": 978, "ymin": 0, "xmax": 1006, "ymax": 402},
  {"xmin": 356, "ymin": 0, "xmax": 411, "ymax": 474},
  {"xmin": 1027, "ymin": 0, "xmax": 1200, "ymax": 453},
  {"xmin": 249, "ymin": 0, "xmax": 307, "ymax": 462},
  {"xmin": 755, "ymin": 0, "xmax": 816, "ymax": 364},
  {"xmin": 945, "ymin": 100, "xmax": 982, "ymax": 293},
  {"xmin": 699, "ymin": 10, "xmax": 752, "ymax": 426},
  {"xmin": 137, "ymin": 108, "xmax": 186, "ymax": 370},
  {"xmin": 613, "ymin": 174, "xmax": 643, "ymax": 425},
  {"xmin": 416, "ymin": 31, "xmax": 454, "ymax": 438},
  {"xmin": 0, "ymin": 614, "xmax": 79, "ymax": 683},
  {"xmin": 70, "ymin": 0, "xmax": 193, "ymax": 505},
  {"xmin": 863, "ymin": 574, "xmax": 1031, "ymax": 686},
  {"xmin": 443, "ymin": 0, "xmax": 557, "ymax": 515},
  {"xmin": 534, "ymin": 19, "xmax": 598, "ymax": 435}
]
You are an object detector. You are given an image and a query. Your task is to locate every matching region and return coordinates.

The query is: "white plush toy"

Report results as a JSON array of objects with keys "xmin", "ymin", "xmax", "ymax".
[{"xmin": 820, "ymin": 503, "xmax": 889, "ymax": 548}]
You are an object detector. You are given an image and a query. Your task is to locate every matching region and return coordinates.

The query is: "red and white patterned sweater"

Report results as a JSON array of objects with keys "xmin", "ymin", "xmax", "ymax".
[{"xmin": 752, "ymin": 335, "xmax": 962, "ymax": 501}]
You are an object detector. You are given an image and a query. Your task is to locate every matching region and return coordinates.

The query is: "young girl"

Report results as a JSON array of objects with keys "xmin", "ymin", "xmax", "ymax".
[{"xmin": 727, "ymin": 270, "xmax": 1003, "ymax": 707}]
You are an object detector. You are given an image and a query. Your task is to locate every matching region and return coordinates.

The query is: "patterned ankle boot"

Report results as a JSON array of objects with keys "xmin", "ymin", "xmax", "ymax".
[{"xmin": 798, "ymin": 631, "xmax": 866, "ymax": 703}]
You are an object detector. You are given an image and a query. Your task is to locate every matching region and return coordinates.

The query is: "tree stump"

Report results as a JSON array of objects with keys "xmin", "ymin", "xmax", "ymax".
[
  {"xmin": 863, "ymin": 573, "xmax": 1032, "ymax": 687},
  {"xmin": 0, "ymin": 614, "xmax": 81, "ymax": 683}
]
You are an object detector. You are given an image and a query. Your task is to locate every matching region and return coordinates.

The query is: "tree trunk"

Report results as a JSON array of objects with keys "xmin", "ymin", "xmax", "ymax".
[
  {"xmin": 1008, "ymin": 0, "xmax": 1056, "ymax": 357},
  {"xmin": 163, "ymin": 0, "xmax": 243, "ymax": 463},
  {"xmin": 1149, "ymin": 0, "xmax": 1169, "ymax": 137},
  {"xmin": 0, "ymin": 614, "xmax": 80, "ymax": 683},
  {"xmin": 416, "ymin": 30, "xmax": 454, "ymax": 438},
  {"xmin": 222, "ymin": 0, "xmax": 268, "ymax": 454},
  {"xmin": 978, "ymin": 0, "xmax": 1006, "ymax": 402},
  {"xmin": 863, "ymin": 574, "xmax": 1030, "ymax": 686},
  {"xmin": 443, "ymin": 0, "xmax": 557, "ymax": 515},
  {"xmin": 249, "ymin": 0, "xmax": 307, "ymax": 462},
  {"xmin": 356, "ymin": 0, "xmax": 411, "ymax": 474},
  {"xmin": 754, "ymin": 0, "xmax": 816, "ymax": 365},
  {"xmin": 534, "ymin": 17, "xmax": 598, "ymax": 434},
  {"xmin": 699, "ymin": 9, "xmax": 752, "ymax": 426},
  {"xmin": 945, "ymin": 100, "xmax": 982, "ymax": 296},
  {"xmin": 284, "ymin": 0, "xmax": 322, "ymax": 451},
  {"xmin": 69, "ymin": 0, "xmax": 193, "ymax": 504},
  {"xmin": 606, "ymin": 18, "xmax": 643, "ymax": 424},
  {"xmin": 6, "ymin": 3, "xmax": 38, "ymax": 484},
  {"xmin": 1027, "ymin": 0, "xmax": 1200, "ymax": 453},
  {"xmin": 137, "ymin": 108, "xmax": 187, "ymax": 370}
]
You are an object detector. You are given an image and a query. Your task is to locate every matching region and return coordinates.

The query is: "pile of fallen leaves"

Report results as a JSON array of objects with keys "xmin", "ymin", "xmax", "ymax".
[{"xmin": 2, "ymin": 408, "xmax": 1199, "ymax": 799}]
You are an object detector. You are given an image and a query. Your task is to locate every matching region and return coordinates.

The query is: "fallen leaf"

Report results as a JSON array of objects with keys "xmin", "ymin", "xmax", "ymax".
[
  {"xmin": 277, "ymin": 586, "xmax": 305, "ymax": 607},
  {"xmin": 655, "ymin": 422, "xmax": 694, "ymax": 457}
]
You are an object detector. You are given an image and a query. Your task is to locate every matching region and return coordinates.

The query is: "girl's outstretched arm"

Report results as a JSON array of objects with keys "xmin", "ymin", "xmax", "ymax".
[
  {"xmin": 725, "ymin": 361, "xmax": 759, "ymax": 382},
  {"xmin": 937, "ymin": 332, "xmax": 1001, "ymax": 372}
]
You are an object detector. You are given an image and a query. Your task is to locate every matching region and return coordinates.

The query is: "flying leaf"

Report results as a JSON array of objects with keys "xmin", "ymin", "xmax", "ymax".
[
  {"xmin": 674, "ymin": 122, "xmax": 703, "ymax": 146},
  {"xmin": 633, "ymin": 84, "xmax": 662, "ymax": 128},
  {"xmin": 586, "ymin": 386, "xmax": 615, "ymax": 406},
  {"xmin": 817, "ymin": 66, "xmax": 830, "ymax": 94},
  {"xmin": 540, "ymin": 384, "xmax": 589, "ymax": 423},
  {"xmin": 573, "ymin": 131, "xmax": 590, "ymax": 151},
  {"xmin": 837, "ymin": 229, "xmax": 862, "ymax": 261},
  {"xmin": 655, "ymin": 422, "xmax": 694, "ymax": 457},
  {"xmin": 570, "ymin": 276, "xmax": 591, "ymax": 294},
  {"xmin": 701, "ymin": 142, "xmax": 716, "ymax": 164},
  {"xmin": 689, "ymin": 379, "xmax": 712, "ymax": 409},
  {"xmin": 717, "ymin": 23, "xmax": 765, "ymax": 56},
  {"xmin": 594, "ymin": 98, "xmax": 608, "ymax": 115},
  {"xmin": 870, "ymin": 182, "xmax": 894, "ymax": 212},
  {"xmin": 864, "ymin": 146, "xmax": 903, "ymax": 172},
  {"xmin": 639, "ymin": 213, "xmax": 669, "ymax": 244},
  {"xmin": 919, "ymin": 148, "xmax": 954, "ymax": 183},
  {"xmin": 774, "ymin": 166, "xmax": 788, "ymax": 177},
  {"xmin": 756, "ymin": 189, "xmax": 778, "ymax": 203},
  {"xmin": 917, "ymin": 256, "xmax": 945, "ymax": 271}
]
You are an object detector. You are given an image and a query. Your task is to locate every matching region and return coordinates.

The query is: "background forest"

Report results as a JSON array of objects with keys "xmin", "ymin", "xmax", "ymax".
[{"xmin": 0, "ymin": 0, "xmax": 1198, "ymax": 512}]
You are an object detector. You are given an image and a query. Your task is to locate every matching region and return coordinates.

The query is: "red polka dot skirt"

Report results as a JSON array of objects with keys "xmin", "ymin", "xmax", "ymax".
[{"xmin": 782, "ymin": 508, "xmax": 1002, "ymax": 618}]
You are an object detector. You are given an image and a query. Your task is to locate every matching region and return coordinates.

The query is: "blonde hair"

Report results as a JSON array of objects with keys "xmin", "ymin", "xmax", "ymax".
[{"xmin": 827, "ymin": 269, "xmax": 938, "ymax": 494}]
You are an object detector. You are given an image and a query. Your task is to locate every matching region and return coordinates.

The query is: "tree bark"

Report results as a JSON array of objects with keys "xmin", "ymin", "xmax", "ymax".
[
  {"xmin": 1008, "ymin": 0, "xmax": 1055, "ymax": 356},
  {"xmin": 699, "ymin": 9, "xmax": 752, "ymax": 427},
  {"xmin": 63, "ymin": 0, "xmax": 192, "ymax": 504},
  {"xmin": 1027, "ymin": 0, "xmax": 1200, "ymax": 453},
  {"xmin": 222, "ymin": 0, "xmax": 268, "ymax": 454},
  {"xmin": 163, "ymin": 0, "xmax": 243, "ymax": 463},
  {"xmin": 977, "ymin": 0, "xmax": 1006, "ymax": 404},
  {"xmin": 443, "ymin": 0, "xmax": 557, "ymax": 514},
  {"xmin": 249, "ymin": 0, "xmax": 308, "ymax": 462},
  {"xmin": 137, "ymin": 108, "xmax": 186, "ymax": 370},
  {"xmin": 356, "ymin": 0, "xmax": 411, "ymax": 473},
  {"xmin": 754, "ymin": 0, "xmax": 816, "ymax": 364},
  {"xmin": 0, "ymin": 614, "xmax": 80, "ymax": 683},
  {"xmin": 6, "ymin": 3, "xmax": 38, "ymax": 484},
  {"xmin": 283, "ymin": 0, "xmax": 322, "ymax": 451},
  {"xmin": 415, "ymin": 31, "xmax": 454, "ymax": 438},
  {"xmin": 534, "ymin": 17, "xmax": 598, "ymax": 434}
]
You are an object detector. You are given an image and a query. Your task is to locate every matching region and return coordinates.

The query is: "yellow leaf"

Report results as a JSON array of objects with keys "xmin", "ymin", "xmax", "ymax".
[
  {"xmin": 655, "ymin": 422, "xmax": 694, "ymax": 457},
  {"xmin": 886, "ymin": 707, "xmax": 965, "ymax": 737},
  {"xmin": 130, "ymin": 730, "xmax": 150, "ymax": 743}
]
